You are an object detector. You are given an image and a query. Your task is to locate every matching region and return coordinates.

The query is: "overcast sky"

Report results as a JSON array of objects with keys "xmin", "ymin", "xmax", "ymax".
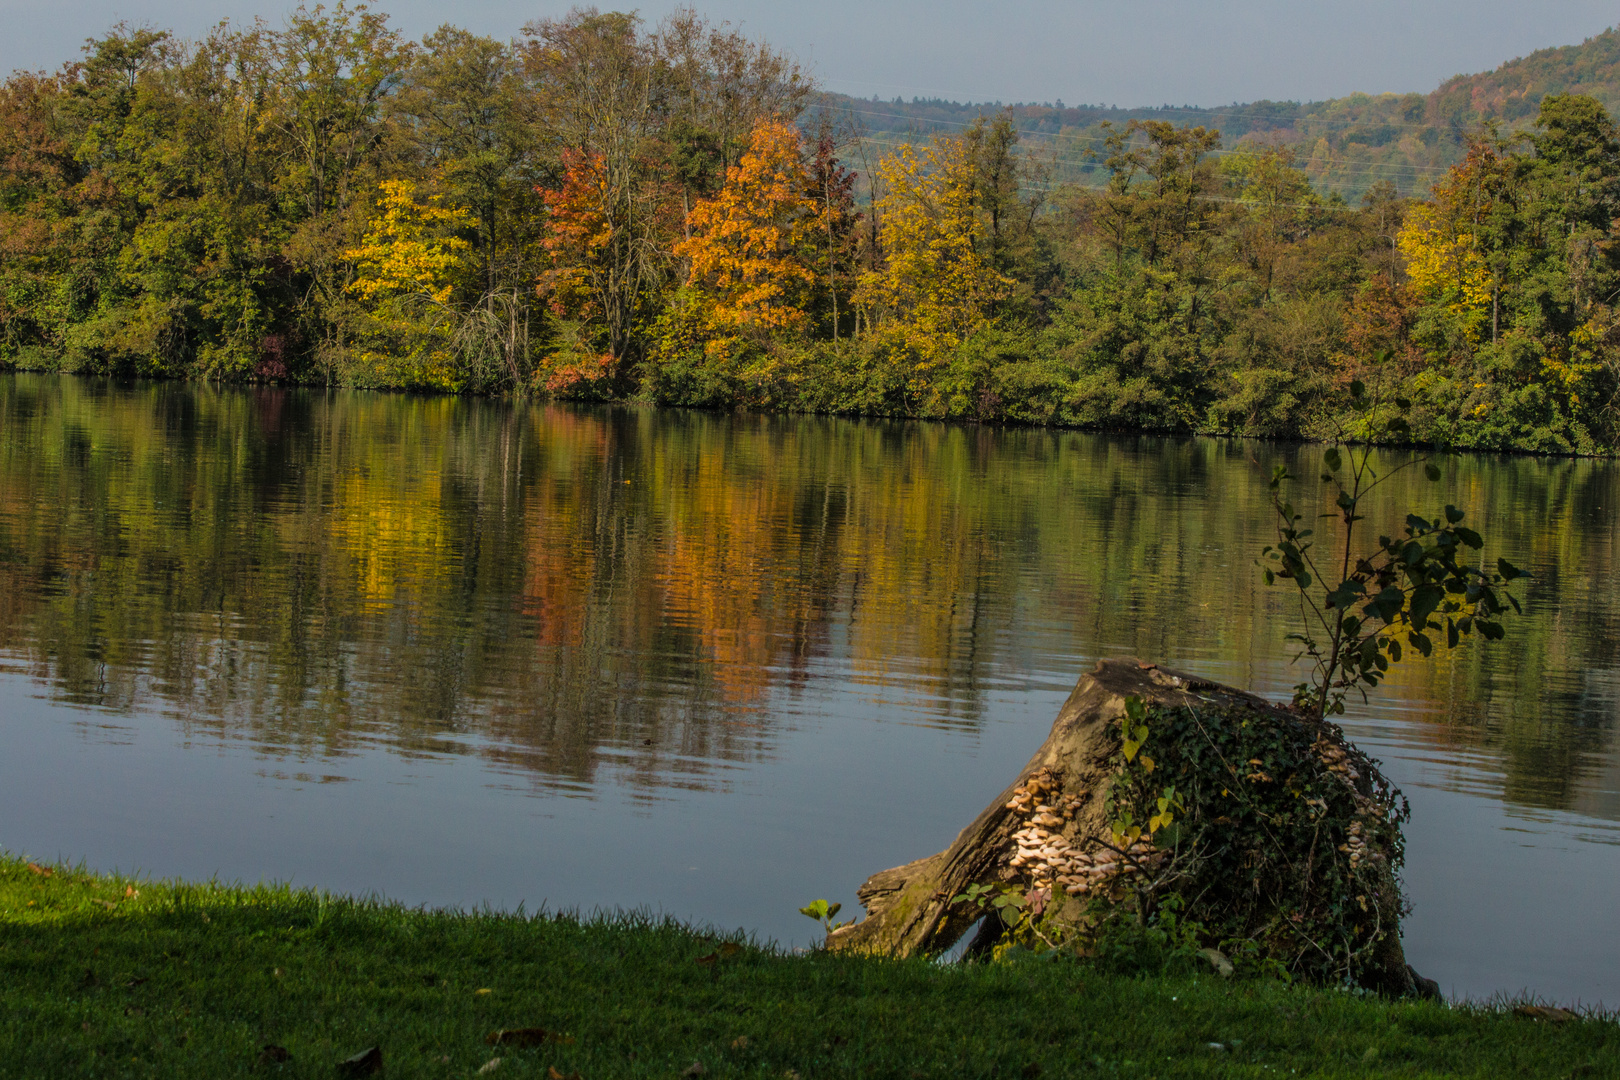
[{"xmin": 4, "ymin": 0, "xmax": 1616, "ymax": 107}]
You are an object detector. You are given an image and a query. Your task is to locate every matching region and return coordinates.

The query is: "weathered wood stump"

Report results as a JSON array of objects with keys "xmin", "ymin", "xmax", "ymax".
[{"xmin": 828, "ymin": 657, "xmax": 1423, "ymax": 995}]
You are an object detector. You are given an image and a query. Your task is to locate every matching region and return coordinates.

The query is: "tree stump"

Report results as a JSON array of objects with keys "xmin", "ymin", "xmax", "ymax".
[{"xmin": 828, "ymin": 657, "xmax": 1422, "ymax": 995}]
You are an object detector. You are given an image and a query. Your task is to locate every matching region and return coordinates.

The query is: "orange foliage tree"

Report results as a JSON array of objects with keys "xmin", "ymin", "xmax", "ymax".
[{"xmin": 675, "ymin": 120, "xmax": 816, "ymax": 332}]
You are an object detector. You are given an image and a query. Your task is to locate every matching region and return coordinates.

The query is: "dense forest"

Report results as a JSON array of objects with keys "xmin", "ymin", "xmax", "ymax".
[{"xmin": 4, "ymin": 6, "xmax": 1620, "ymax": 453}]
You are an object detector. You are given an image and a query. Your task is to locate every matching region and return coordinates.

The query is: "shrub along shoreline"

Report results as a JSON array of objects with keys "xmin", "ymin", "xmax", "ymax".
[{"xmin": 1, "ymin": 854, "xmax": 1614, "ymax": 1079}]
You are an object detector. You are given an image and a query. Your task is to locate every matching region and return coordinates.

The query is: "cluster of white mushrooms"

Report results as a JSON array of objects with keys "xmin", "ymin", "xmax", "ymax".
[{"xmin": 1002, "ymin": 767, "xmax": 1164, "ymax": 897}]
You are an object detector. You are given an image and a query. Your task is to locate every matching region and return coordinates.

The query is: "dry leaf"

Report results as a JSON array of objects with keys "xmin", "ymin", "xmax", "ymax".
[
  {"xmin": 26, "ymin": 862, "xmax": 51, "ymax": 877},
  {"xmin": 730, "ymin": 1036, "xmax": 748, "ymax": 1050},
  {"xmin": 125, "ymin": 886, "xmax": 138, "ymax": 898},
  {"xmin": 475, "ymin": 988, "xmax": 493, "ymax": 995},
  {"xmin": 477, "ymin": 1059, "xmax": 502, "ymax": 1075},
  {"xmin": 257, "ymin": 1044, "xmax": 291, "ymax": 1066},
  {"xmin": 718, "ymin": 943, "xmax": 743, "ymax": 958},
  {"xmin": 336, "ymin": 1045, "xmax": 383, "ymax": 1077},
  {"xmin": 694, "ymin": 952, "xmax": 718, "ymax": 967},
  {"xmin": 545, "ymin": 1069, "xmax": 581, "ymax": 1080}
]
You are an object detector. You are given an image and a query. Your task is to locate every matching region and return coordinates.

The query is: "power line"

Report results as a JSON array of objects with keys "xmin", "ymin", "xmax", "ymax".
[{"xmin": 837, "ymin": 107, "xmax": 1455, "ymax": 178}]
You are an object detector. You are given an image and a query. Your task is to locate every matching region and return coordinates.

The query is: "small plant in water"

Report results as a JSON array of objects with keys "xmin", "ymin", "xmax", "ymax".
[{"xmin": 1259, "ymin": 362, "xmax": 1529, "ymax": 720}]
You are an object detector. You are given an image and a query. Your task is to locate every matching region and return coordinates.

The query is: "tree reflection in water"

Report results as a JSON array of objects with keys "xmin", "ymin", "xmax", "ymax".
[{"xmin": 0, "ymin": 372, "xmax": 1617, "ymax": 816}]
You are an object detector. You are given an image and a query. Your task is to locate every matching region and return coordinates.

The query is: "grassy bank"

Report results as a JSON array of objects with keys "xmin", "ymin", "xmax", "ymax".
[{"xmin": 1, "ymin": 855, "xmax": 1614, "ymax": 1079}]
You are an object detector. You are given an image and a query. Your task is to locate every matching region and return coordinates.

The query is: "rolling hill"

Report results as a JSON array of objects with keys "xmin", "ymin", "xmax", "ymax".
[{"xmin": 814, "ymin": 27, "xmax": 1620, "ymax": 199}]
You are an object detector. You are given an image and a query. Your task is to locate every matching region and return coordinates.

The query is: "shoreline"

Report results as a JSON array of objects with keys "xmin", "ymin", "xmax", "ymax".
[{"xmin": 4, "ymin": 368, "xmax": 1616, "ymax": 462}]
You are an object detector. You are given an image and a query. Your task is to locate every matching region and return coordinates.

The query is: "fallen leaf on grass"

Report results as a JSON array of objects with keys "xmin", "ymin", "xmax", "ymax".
[
  {"xmin": 475, "ymin": 988, "xmax": 493, "ymax": 995},
  {"xmin": 546, "ymin": 1069, "xmax": 581, "ymax": 1080},
  {"xmin": 26, "ymin": 863, "xmax": 51, "ymax": 877},
  {"xmin": 1512, "ymin": 1005, "xmax": 1578, "ymax": 1023},
  {"xmin": 477, "ymin": 1059, "xmax": 502, "ymax": 1075},
  {"xmin": 730, "ymin": 1036, "xmax": 748, "ymax": 1050},
  {"xmin": 257, "ymin": 1044, "xmax": 290, "ymax": 1066},
  {"xmin": 719, "ymin": 942, "xmax": 743, "ymax": 958},
  {"xmin": 125, "ymin": 886, "xmax": 138, "ymax": 898},
  {"xmin": 336, "ymin": 1045, "xmax": 383, "ymax": 1077},
  {"xmin": 694, "ymin": 952, "xmax": 718, "ymax": 966}
]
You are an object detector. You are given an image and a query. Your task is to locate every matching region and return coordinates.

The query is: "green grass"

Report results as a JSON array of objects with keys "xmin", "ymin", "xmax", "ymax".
[{"xmin": 1, "ymin": 854, "xmax": 1614, "ymax": 1079}]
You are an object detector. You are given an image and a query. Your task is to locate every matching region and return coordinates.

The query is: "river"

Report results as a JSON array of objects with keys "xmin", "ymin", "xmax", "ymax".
[{"xmin": 1, "ymin": 373, "xmax": 1617, "ymax": 1004}]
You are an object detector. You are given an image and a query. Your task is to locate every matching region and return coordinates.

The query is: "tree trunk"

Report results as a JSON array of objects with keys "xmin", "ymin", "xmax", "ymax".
[{"xmin": 828, "ymin": 657, "xmax": 1424, "ymax": 997}]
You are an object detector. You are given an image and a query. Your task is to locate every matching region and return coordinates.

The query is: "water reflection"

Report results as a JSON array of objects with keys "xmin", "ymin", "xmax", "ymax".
[{"xmin": 3, "ymin": 374, "xmax": 1615, "ymax": 813}]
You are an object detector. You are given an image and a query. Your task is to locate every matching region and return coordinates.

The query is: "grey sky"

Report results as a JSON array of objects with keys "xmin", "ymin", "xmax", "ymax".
[{"xmin": 5, "ymin": 0, "xmax": 1616, "ymax": 107}]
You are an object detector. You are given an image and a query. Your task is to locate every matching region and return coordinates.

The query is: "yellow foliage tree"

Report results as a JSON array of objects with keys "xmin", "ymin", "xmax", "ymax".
[
  {"xmin": 1396, "ymin": 201, "xmax": 1491, "ymax": 336},
  {"xmin": 855, "ymin": 136, "xmax": 1009, "ymax": 373},
  {"xmin": 348, "ymin": 180, "xmax": 472, "ymax": 304},
  {"xmin": 675, "ymin": 120, "xmax": 816, "ymax": 331},
  {"xmin": 345, "ymin": 179, "xmax": 473, "ymax": 388}
]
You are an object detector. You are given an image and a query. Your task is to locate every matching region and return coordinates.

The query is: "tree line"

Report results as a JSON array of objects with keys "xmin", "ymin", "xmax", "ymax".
[{"xmin": 3, "ymin": 5, "xmax": 1620, "ymax": 453}]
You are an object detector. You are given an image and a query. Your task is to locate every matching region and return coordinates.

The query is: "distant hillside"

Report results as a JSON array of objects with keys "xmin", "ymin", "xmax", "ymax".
[{"xmin": 815, "ymin": 27, "xmax": 1620, "ymax": 200}]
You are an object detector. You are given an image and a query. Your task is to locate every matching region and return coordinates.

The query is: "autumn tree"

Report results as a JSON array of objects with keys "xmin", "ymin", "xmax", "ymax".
[
  {"xmin": 856, "ymin": 134, "xmax": 1009, "ymax": 378},
  {"xmin": 676, "ymin": 119, "xmax": 816, "ymax": 332},
  {"xmin": 344, "ymin": 178, "xmax": 471, "ymax": 388}
]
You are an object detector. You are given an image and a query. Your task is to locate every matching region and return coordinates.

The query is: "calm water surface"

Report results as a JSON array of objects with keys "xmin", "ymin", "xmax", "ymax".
[{"xmin": 2, "ymin": 374, "xmax": 1618, "ymax": 1003}]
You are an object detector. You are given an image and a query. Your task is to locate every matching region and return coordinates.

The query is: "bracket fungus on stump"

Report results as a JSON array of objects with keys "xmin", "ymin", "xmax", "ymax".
[{"xmin": 828, "ymin": 657, "xmax": 1426, "ymax": 995}]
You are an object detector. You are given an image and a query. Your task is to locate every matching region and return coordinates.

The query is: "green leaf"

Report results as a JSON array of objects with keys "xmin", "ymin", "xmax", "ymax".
[
  {"xmin": 1423, "ymin": 462, "xmax": 1442, "ymax": 482},
  {"xmin": 1349, "ymin": 379, "xmax": 1366, "ymax": 399},
  {"xmin": 1326, "ymin": 579, "xmax": 1364, "ymax": 610},
  {"xmin": 1446, "ymin": 619, "xmax": 1459, "ymax": 649},
  {"xmin": 1497, "ymin": 557, "xmax": 1528, "ymax": 581},
  {"xmin": 1386, "ymin": 416, "xmax": 1410, "ymax": 435},
  {"xmin": 1323, "ymin": 447, "xmax": 1342, "ymax": 473},
  {"xmin": 1365, "ymin": 587, "xmax": 1404, "ymax": 623},
  {"xmin": 1454, "ymin": 526, "xmax": 1483, "ymax": 549},
  {"xmin": 1408, "ymin": 631, "xmax": 1432, "ymax": 657},
  {"xmin": 1387, "ymin": 638, "xmax": 1402, "ymax": 663},
  {"xmin": 1479, "ymin": 620, "xmax": 1506, "ymax": 641},
  {"xmin": 1396, "ymin": 396, "xmax": 1412, "ymax": 410},
  {"xmin": 1444, "ymin": 504, "xmax": 1464, "ymax": 524},
  {"xmin": 1409, "ymin": 582, "xmax": 1445, "ymax": 628}
]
